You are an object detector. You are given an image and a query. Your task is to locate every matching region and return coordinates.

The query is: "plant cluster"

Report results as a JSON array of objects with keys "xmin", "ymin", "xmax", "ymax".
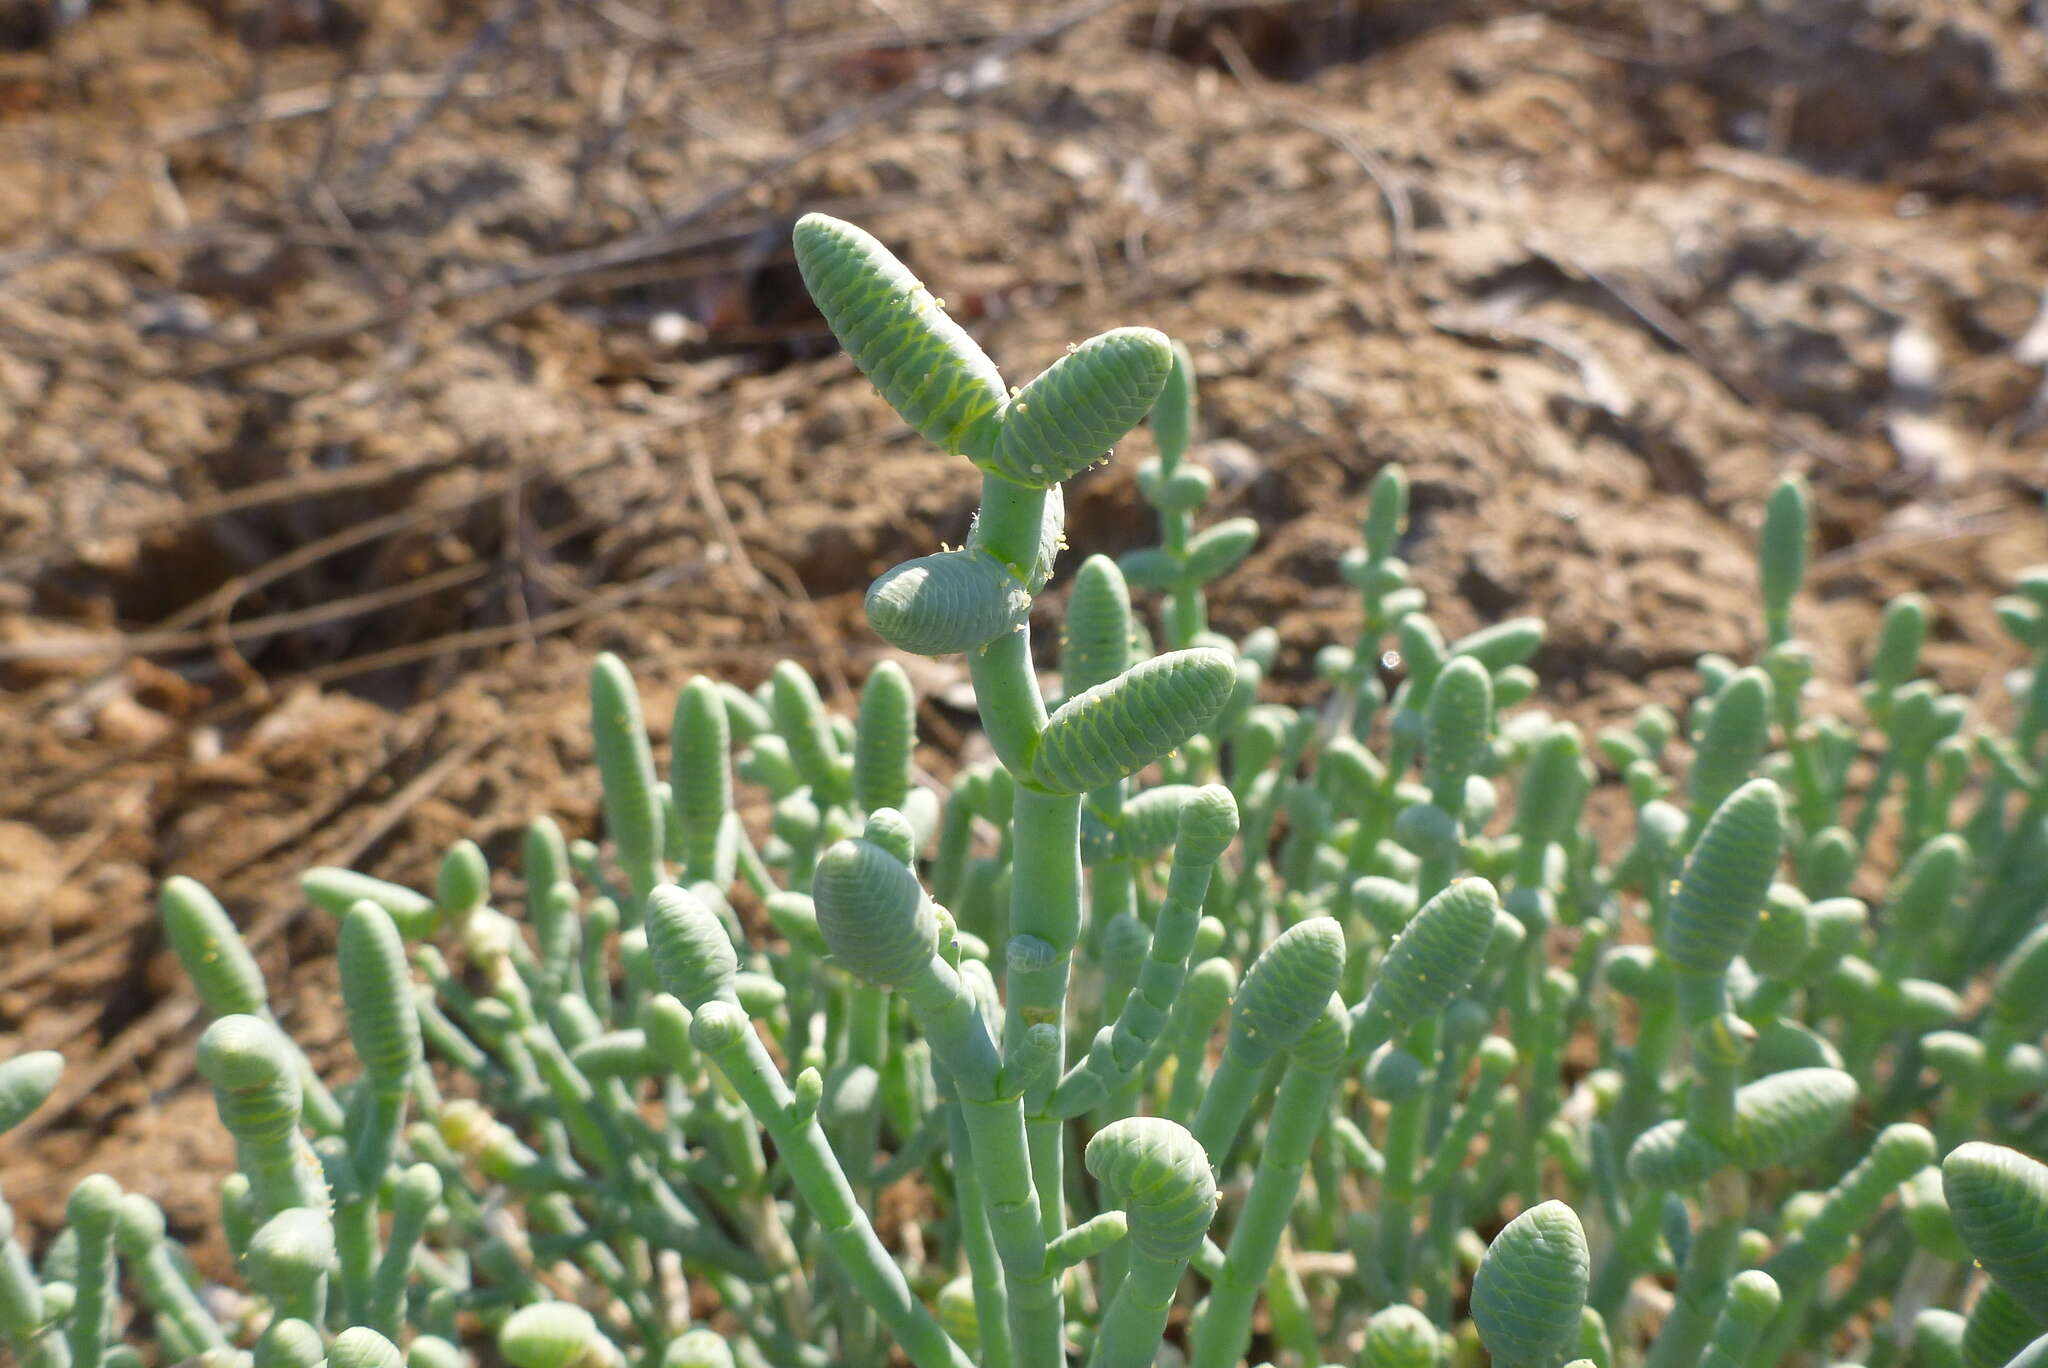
[{"xmin": 3, "ymin": 215, "xmax": 2047, "ymax": 1368}]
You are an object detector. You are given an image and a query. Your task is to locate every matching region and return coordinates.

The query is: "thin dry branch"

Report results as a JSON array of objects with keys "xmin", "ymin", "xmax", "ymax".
[
  {"xmin": 0, "ymin": 996, "xmax": 202, "ymax": 1158},
  {"xmin": 0, "ymin": 561, "xmax": 495, "ymax": 664},
  {"xmin": 288, "ymin": 558, "xmax": 697, "ymax": 689},
  {"xmin": 178, "ymin": 0, "xmax": 1126, "ymax": 377},
  {"xmin": 0, "ymin": 922, "xmax": 135, "ymax": 995},
  {"xmin": 9, "ymin": 476, "xmax": 525, "ymax": 715},
  {"xmin": 323, "ymin": 729, "xmax": 500, "ymax": 872},
  {"xmin": 219, "ymin": 710, "xmax": 443, "ymax": 885},
  {"xmin": 1814, "ymin": 511, "xmax": 2020, "ymax": 573},
  {"xmin": 345, "ymin": 0, "xmax": 537, "ymax": 190},
  {"xmin": 1207, "ymin": 25, "xmax": 1414, "ymax": 271}
]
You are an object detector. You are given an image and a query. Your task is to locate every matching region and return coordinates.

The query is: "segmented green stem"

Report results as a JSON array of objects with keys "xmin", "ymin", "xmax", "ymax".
[
  {"xmin": 650, "ymin": 886, "xmax": 976, "ymax": 1368},
  {"xmin": 1190, "ymin": 917, "xmax": 1345, "ymax": 1162},
  {"xmin": 163, "ymin": 877, "xmax": 344, "ymax": 1134},
  {"xmin": 672, "ymin": 675, "xmax": 735, "ymax": 883},
  {"xmin": 0, "ymin": 1189, "xmax": 46, "ymax": 1357},
  {"xmin": 197, "ymin": 1015, "xmax": 329, "ymax": 1219},
  {"xmin": 1697, "ymin": 1270, "xmax": 1782, "ymax": 1368},
  {"xmin": 1085, "ymin": 1118, "xmax": 1217, "ymax": 1368},
  {"xmin": 591, "ymin": 653, "xmax": 666, "ymax": 914},
  {"xmin": 1754, "ymin": 1125, "xmax": 1936, "ymax": 1366},
  {"xmin": 339, "ymin": 900, "xmax": 420, "ymax": 1185},
  {"xmin": 368, "ymin": 1163, "xmax": 441, "ymax": 1337},
  {"xmin": 62, "ymin": 1176, "xmax": 119, "ymax": 1368},
  {"xmin": 1052, "ymin": 787, "xmax": 1237, "ymax": 1118},
  {"xmin": 1187, "ymin": 997, "xmax": 1347, "ymax": 1368}
]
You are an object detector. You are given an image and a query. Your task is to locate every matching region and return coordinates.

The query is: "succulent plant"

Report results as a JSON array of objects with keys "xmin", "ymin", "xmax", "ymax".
[{"xmin": 7, "ymin": 214, "xmax": 2045, "ymax": 1368}]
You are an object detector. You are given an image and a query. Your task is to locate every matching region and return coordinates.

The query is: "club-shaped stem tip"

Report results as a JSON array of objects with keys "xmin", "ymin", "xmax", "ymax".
[
  {"xmin": 1085, "ymin": 1116, "xmax": 1218, "ymax": 1263},
  {"xmin": 646, "ymin": 884, "xmax": 739, "ymax": 1009},
  {"xmin": 812, "ymin": 838, "xmax": 939, "ymax": 989},
  {"xmin": 1471, "ymin": 1200, "xmax": 1589, "ymax": 1368}
]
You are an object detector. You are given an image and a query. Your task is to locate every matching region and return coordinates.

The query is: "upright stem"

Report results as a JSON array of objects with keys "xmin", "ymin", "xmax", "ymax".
[
  {"xmin": 945, "ymin": 1095, "xmax": 1014, "ymax": 1368},
  {"xmin": 1189, "ymin": 1058, "xmax": 1340, "ymax": 1368},
  {"xmin": 973, "ymin": 630, "xmax": 1049, "ymax": 777},
  {"xmin": 844, "ymin": 986, "xmax": 890, "ymax": 1198},
  {"xmin": 1614, "ymin": 989, "xmax": 1678, "ymax": 1156},
  {"xmin": 1090, "ymin": 1255, "xmax": 1191, "ymax": 1368},
  {"xmin": 1643, "ymin": 1174, "xmax": 1747, "ymax": 1368},
  {"xmin": 1190, "ymin": 1051, "xmax": 1271, "ymax": 1164},
  {"xmin": 1590, "ymin": 1186, "xmax": 1665, "ymax": 1324},
  {"xmin": 681, "ymin": 1010, "xmax": 974, "ymax": 1368},
  {"xmin": 1088, "ymin": 844, "xmax": 1138, "ymax": 1295},
  {"xmin": 1852, "ymin": 751, "xmax": 1902, "ymax": 854},
  {"xmin": 966, "ymin": 473, "xmax": 1051, "ymax": 772},
  {"xmin": 331, "ymin": 1187, "xmax": 378, "ymax": 1328},
  {"xmin": 1162, "ymin": 507, "xmax": 1205, "ymax": 648},
  {"xmin": 963, "ymin": 473, "xmax": 1076, "ymax": 1258},
  {"xmin": 1011, "ymin": 788, "xmax": 1083, "ymax": 1242},
  {"xmin": 1374, "ymin": 1015, "xmax": 1438, "ymax": 1296}
]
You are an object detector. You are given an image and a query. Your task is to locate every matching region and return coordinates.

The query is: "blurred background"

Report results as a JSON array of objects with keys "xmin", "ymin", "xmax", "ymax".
[{"xmin": 1, "ymin": 0, "xmax": 2046, "ymax": 1261}]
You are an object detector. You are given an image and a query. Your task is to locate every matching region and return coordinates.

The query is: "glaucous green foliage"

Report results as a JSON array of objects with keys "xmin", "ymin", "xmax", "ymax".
[{"xmin": 5, "ymin": 215, "xmax": 2046, "ymax": 1368}]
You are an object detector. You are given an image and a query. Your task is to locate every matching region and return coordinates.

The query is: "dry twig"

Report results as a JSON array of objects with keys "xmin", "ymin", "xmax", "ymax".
[
  {"xmin": 1207, "ymin": 25, "xmax": 1414, "ymax": 271},
  {"xmin": 181, "ymin": 0, "xmax": 1126, "ymax": 377},
  {"xmin": 345, "ymin": 0, "xmax": 537, "ymax": 190}
]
